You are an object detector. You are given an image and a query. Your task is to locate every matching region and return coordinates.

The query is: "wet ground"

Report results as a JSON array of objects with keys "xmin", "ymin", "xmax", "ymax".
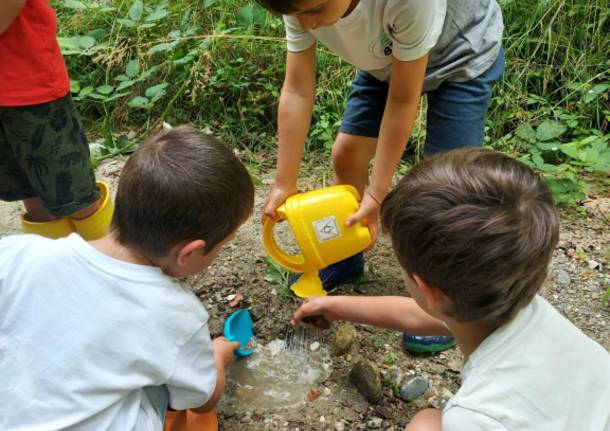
[{"xmin": 1, "ymin": 157, "xmax": 608, "ymax": 431}]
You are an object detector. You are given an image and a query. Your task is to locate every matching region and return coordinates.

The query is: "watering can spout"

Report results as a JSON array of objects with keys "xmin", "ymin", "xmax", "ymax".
[{"xmin": 291, "ymin": 271, "xmax": 326, "ymax": 299}]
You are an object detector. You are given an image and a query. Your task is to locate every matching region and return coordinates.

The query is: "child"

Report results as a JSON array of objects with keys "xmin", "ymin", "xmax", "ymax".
[
  {"xmin": 292, "ymin": 148, "xmax": 610, "ymax": 430},
  {"xmin": 0, "ymin": 127, "xmax": 255, "ymax": 430},
  {"xmin": 259, "ymin": 0, "xmax": 504, "ymax": 283},
  {"xmin": 0, "ymin": 0, "xmax": 112, "ymax": 240}
]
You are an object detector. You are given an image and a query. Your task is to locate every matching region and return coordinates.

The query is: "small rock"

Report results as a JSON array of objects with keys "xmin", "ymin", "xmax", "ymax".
[
  {"xmin": 587, "ymin": 259, "xmax": 601, "ymax": 270},
  {"xmin": 335, "ymin": 421, "xmax": 345, "ymax": 431},
  {"xmin": 367, "ymin": 417, "xmax": 383, "ymax": 429},
  {"xmin": 333, "ymin": 323, "xmax": 355, "ymax": 356},
  {"xmin": 241, "ymin": 412, "xmax": 252, "ymax": 423},
  {"xmin": 323, "ymin": 387, "xmax": 331, "ymax": 396},
  {"xmin": 553, "ymin": 269, "xmax": 571, "ymax": 286},
  {"xmin": 310, "ymin": 341, "xmax": 320, "ymax": 351},
  {"xmin": 350, "ymin": 360, "xmax": 383, "ymax": 404},
  {"xmin": 399, "ymin": 376, "xmax": 429, "ymax": 402}
]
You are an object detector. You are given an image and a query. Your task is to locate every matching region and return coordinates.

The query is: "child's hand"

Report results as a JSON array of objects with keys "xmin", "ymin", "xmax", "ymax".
[
  {"xmin": 261, "ymin": 183, "xmax": 298, "ymax": 223},
  {"xmin": 212, "ymin": 337, "xmax": 240, "ymax": 369},
  {"xmin": 292, "ymin": 296, "xmax": 339, "ymax": 327},
  {"xmin": 345, "ymin": 191, "xmax": 380, "ymax": 249}
]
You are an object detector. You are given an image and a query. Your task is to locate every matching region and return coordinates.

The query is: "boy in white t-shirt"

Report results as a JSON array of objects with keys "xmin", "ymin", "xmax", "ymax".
[
  {"xmin": 259, "ymin": 0, "xmax": 505, "ymax": 351},
  {"xmin": 0, "ymin": 127, "xmax": 255, "ymax": 430},
  {"xmin": 293, "ymin": 148, "xmax": 610, "ymax": 430}
]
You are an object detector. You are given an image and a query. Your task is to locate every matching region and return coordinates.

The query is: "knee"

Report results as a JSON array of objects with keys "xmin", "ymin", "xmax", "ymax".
[{"xmin": 332, "ymin": 134, "xmax": 373, "ymax": 171}]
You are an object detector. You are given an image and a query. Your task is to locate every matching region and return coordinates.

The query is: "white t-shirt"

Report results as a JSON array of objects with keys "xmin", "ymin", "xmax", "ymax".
[
  {"xmin": 443, "ymin": 295, "xmax": 610, "ymax": 431},
  {"xmin": 284, "ymin": 0, "xmax": 504, "ymax": 92},
  {"xmin": 0, "ymin": 234, "xmax": 217, "ymax": 431}
]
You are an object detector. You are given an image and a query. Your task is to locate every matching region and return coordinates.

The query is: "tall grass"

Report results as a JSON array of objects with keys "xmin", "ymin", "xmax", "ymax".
[{"xmin": 54, "ymin": 0, "xmax": 609, "ymax": 161}]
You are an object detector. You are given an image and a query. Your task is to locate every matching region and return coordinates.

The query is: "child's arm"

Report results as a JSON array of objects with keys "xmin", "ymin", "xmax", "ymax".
[
  {"xmin": 262, "ymin": 44, "xmax": 317, "ymax": 221},
  {"xmin": 190, "ymin": 337, "xmax": 239, "ymax": 413},
  {"xmin": 0, "ymin": 0, "xmax": 27, "ymax": 35},
  {"xmin": 292, "ymin": 295, "xmax": 450, "ymax": 335},
  {"xmin": 346, "ymin": 55, "xmax": 428, "ymax": 241}
]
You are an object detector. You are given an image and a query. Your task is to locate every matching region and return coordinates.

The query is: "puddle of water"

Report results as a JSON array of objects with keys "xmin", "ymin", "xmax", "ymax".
[{"xmin": 219, "ymin": 328, "xmax": 331, "ymax": 414}]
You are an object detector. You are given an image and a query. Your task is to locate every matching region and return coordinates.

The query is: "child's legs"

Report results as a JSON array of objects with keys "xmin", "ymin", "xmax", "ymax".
[
  {"xmin": 424, "ymin": 47, "xmax": 505, "ymax": 155},
  {"xmin": 334, "ymin": 70, "xmax": 387, "ymax": 194},
  {"xmin": 404, "ymin": 408, "xmax": 442, "ymax": 431},
  {"xmin": 332, "ymin": 133, "xmax": 377, "ymax": 194},
  {"xmin": 0, "ymin": 95, "xmax": 101, "ymax": 221}
]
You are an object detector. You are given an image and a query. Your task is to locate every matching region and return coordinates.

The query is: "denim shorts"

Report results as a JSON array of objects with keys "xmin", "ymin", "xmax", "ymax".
[{"xmin": 340, "ymin": 48, "xmax": 505, "ymax": 155}]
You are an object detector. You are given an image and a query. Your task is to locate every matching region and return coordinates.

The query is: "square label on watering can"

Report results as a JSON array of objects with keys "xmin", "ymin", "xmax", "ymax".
[{"xmin": 313, "ymin": 216, "xmax": 341, "ymax": 243}]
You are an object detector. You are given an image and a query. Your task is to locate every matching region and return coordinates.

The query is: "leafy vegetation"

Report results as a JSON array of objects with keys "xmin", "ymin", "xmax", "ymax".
[{"xmin": 53, "ymin": 0, "xmax": 609, "ymax": 205}]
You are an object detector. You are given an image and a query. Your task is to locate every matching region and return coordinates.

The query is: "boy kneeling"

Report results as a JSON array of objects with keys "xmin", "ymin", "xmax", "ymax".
[
  {"xmin": 294, "ymin": 148, "xmax": 610, "ymax": 430},
  {"xmin": 0, "ymin": 127, "xmax": 254, "ymax": 430}
]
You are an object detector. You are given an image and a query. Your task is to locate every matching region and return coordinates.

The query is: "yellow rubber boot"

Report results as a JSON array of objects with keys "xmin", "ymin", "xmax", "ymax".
[
  {"xmin": 71, "ymin": 181, "xmax": 114, "ymax": 241},
  {"xmin": 21, "ymin": 216, "xmax": 75, "ymax": 239}
]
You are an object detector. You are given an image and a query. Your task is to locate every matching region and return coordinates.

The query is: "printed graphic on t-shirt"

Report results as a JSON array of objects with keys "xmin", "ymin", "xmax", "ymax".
[{"xmin": 368, "ymin": 32, "xmax": 393, "ymax": 58}]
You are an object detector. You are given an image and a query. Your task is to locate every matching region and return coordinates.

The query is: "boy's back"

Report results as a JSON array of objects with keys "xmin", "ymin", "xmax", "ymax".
[
  {"xmin": 443, "ymin": 295, "xmax": 610, "ymax": 430},
  {"xmin": 0, "ymin": 234, "xmax": 216, "ymax": 430}
]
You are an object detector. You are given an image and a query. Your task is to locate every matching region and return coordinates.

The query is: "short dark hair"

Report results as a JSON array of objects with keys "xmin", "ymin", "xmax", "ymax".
[
  {"xmin": 111, "ymin": 127, "xmax": 254, "ymax": 257},
  {"xmin": 381, "ymin": 148, "xmax": 559, "ymax": 328},
  {"xmin": 255, "ymin": 0, "xmax": 301, "ymax": 15}
]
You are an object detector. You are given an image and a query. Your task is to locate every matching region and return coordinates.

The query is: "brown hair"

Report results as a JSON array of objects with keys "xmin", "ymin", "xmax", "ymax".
[
  {"xmin": 111, "ymin": 127, "xmax": 254, "ymax": 257},
  {"xmin": 254, "ymin": 0, "xmax": 302, "ymax": 15},
  {"xmin": 381, "ymin": 148, "xmax": 559, "ymax": 328}
]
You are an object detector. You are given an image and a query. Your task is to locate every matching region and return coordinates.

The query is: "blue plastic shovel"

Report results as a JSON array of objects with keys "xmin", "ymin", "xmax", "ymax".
[{"xmin": 224, "ymin": 309, "xmax": 255, "ymax": 357}]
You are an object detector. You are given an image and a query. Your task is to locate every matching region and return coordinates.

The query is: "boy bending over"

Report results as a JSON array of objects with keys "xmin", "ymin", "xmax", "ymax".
[
  {"xmin": 293, "ymin": 148, "xmax": 610, "ymax": 430},
  {"xmin": 0, "ymin": 127, "xmax": 254, "ymax": 430}
]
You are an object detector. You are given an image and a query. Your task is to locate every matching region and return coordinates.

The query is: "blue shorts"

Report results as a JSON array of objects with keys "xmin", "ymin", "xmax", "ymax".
[{"xmin": 339, "ymin": 48, "xmax": 505, "ymax": 155}]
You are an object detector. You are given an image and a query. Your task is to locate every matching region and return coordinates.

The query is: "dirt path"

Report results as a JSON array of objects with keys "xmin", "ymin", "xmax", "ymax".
[{"xmin": 1, "ymin": 158, "xmax": 608, "ymax": 431}]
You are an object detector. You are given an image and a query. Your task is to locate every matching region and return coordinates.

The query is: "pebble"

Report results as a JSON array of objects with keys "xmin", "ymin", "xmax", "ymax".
[
  {"xmin": 399, "ymin": 376, "xmax": 429, "ymax": 402},
  {"xmin": 587, "ymin": 259, "xmax": 601, "ymax": 270},
  {"xmin": 350, "ymin": 360, "xmax": 383, "ymax": 404},
  {"xmin": 310, "ymin": 341, "xmax": 320, "ymax": 351},
  {"xmin": 335, "ymin": 421, "xmax": 345, "ymax": 431},
  {"xmin": 554, "ymin": 269, "xmax": 571, "ymax": 286},
  {"xmin": 323, "ymin": 387, "xmax": 332, "ymax": 396},
  {"xmin": 367, "ymin": 417, "xmax": 383, "ymax": 429},
  {"xmin": 333, "ymin": 323, "xmax": 355, "ymax": 356}
]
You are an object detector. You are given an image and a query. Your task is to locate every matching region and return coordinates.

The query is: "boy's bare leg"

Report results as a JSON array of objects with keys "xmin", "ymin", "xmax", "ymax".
[
  {"xmin": 23, "ymin": 197, "xmax": 100, "ymax": 222},
  {"xmin": 404, "ymin": 409, "xmax": 442, "ymax": 431},
  {"xmin": 332, "ymin": 132, "xmax": 377, "ymax": 195}
]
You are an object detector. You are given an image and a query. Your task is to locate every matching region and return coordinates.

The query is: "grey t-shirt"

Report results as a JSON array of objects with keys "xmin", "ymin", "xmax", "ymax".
[{"xmin": 284, "ymin": 0, "xmax": 504, "ymax": 92}]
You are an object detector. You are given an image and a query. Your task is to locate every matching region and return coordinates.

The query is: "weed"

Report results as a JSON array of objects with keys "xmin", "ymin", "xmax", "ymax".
[{"xmin": 264, "ymin": 256, "xmax": 293, "ymax": 301}]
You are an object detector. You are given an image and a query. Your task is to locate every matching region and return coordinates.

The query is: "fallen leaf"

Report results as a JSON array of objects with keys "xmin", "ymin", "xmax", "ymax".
[{"xmin": 307, "ymin": 388, "xmax": 320, "ymax": 402}]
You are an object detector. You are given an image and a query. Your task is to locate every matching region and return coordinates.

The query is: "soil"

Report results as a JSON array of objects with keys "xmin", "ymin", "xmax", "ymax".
[{"xmin": 1, "ymin": 158, "xmax": 608, "ymax": 431}]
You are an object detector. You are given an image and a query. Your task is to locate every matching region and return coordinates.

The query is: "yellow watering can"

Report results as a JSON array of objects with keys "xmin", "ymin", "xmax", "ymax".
[{"xmin": 263, "ymin": 185, "xmax": 371, "ymax": 298}]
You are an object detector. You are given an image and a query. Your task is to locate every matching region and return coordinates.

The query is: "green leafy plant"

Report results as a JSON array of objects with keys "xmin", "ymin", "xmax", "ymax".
[{"xmin": 264, "ymin": 256, "xmax": 293, "ymax": 301}]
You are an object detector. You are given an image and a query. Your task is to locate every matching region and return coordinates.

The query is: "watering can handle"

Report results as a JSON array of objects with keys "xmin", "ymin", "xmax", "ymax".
[{"xmin": 263, "ymin": 217, "xmax": 305, "ymax": 273}]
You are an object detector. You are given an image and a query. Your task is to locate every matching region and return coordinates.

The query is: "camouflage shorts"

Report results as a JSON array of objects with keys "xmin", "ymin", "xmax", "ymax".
[{"xmin": 0, "ymin": 94, "xmax": 100, "ymax": 217}]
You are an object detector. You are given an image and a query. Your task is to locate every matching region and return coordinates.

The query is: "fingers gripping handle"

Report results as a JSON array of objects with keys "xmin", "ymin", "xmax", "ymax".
[{"xmin": 263, "ymin": 218, "xmax": 305, "ymax": 273}]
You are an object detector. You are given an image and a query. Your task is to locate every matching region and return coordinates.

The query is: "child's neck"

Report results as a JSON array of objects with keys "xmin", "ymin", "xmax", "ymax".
[
  {"xmin": 90, "ymin": 232, "xmax": 156, "ymax": 267},
  {"xmin": 445, "ymin": 320, "xmax": 496, "ymax": 362}
]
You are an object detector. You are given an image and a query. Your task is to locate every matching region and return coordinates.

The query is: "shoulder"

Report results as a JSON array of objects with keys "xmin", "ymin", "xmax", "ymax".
[{"xmin": 0, "ymin": 234, "xmax": 60, "ymax": 262}]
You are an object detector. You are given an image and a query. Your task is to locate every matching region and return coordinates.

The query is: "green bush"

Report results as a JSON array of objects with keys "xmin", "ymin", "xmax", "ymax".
[{"xmin": 54, "ymin": 0, "xmax": 609, "ymax": 204}]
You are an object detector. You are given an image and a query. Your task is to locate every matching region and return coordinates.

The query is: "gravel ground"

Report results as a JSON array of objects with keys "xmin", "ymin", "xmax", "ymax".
[{"xmin": 1, "ymin": 158, "xmax": 608, "ymax": 431}]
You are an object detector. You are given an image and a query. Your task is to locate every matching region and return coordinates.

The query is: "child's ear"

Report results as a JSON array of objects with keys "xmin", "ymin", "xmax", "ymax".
[
  {"xmin": 413, "ymin": 275, "xmax": 448, "ymax": 312},
  {"xmin": 176, "ymin": 239, "xmax": 206, "ymax": 266}
]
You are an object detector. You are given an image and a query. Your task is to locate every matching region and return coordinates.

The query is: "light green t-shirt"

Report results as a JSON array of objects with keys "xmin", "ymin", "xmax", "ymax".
[{"xmin": 284, "ymin": 0, "xmax": 504, "ymax": 92}]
